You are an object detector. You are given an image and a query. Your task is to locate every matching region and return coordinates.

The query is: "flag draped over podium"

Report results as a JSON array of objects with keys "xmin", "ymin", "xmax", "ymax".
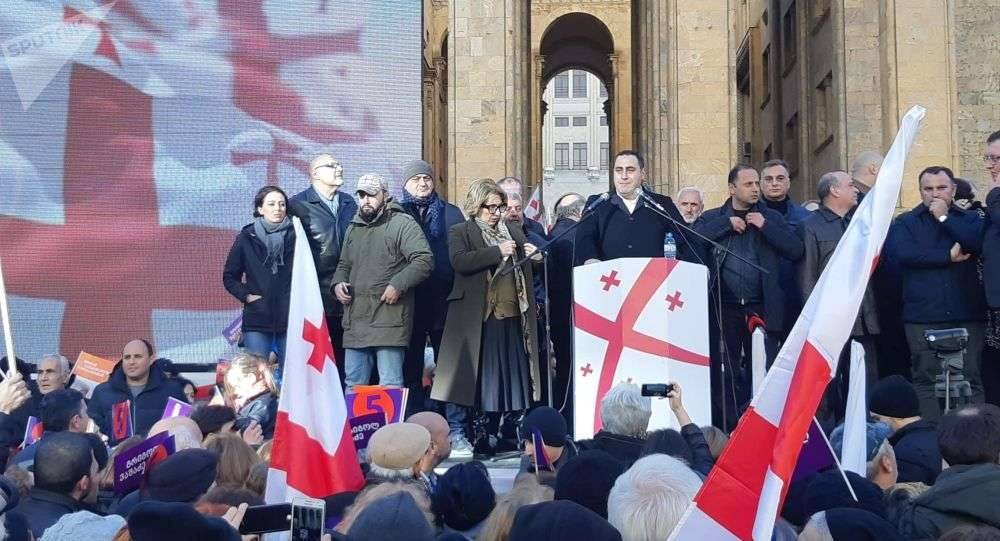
[
  {"xmin": 669, "ymin": 106, "xmax": 926, "ymax": 541},
  {"xmin": 266, "ymin": 217, "xmax": 364, "ymax": 503}
]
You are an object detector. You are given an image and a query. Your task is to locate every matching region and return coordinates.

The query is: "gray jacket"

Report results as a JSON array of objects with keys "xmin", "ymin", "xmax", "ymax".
[
  {"xmin": 797, "ymin": 206, "xmax": 880, "ymax": 336},
  {"xmin": 332, "ymin": 201, "xmax": 433, "ymax": 348}
]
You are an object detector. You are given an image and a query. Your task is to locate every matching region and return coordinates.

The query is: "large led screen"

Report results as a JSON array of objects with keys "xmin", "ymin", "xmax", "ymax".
[{"xmin": 0, "ymin": 0, "xmax": 422, "ymax": 362}]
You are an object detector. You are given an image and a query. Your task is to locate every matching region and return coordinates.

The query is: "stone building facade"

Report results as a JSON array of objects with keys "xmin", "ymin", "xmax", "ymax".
[{"xmin": 423, "ymin": 0, "xmax": 1000, "ymax": 209}]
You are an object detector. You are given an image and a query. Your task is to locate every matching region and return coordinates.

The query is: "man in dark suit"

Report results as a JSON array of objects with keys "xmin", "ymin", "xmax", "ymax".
[
  {"xmin": 798, "ymin": 171, "xmax": 878, "ymax": 425},
  {"xmin": 695, "ymin": 164, "xmax": 803, "ymax": 428},
  {"xmin": 548, "ymin": 192, "xmax": 585, "ymax": 425},
  {"xmin": 575, "ymin": 150, "xmax": 699, "ymax": 265},
  {"xmin": 289, "ymin": 155, "xmax": 358, "ymax": 375}
]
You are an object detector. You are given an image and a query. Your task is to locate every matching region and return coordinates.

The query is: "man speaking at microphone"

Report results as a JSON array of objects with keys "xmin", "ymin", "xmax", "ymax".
[{"xmin": 575, "ymin": 150, "xmax": 696, "ymax": 264}]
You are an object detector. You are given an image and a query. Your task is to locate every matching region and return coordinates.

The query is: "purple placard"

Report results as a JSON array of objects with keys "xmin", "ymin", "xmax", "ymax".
[
  {"xmin": 792, "ymin": 420, "xmax": 837, "ymax": 483},
  {"xmin": 113, "ymin": 432, "xmax": 176, "ymax": 495},
  {"xmin": 348, "ymin": 412, "xmax": 386, "ymax": 452},
  {"xmin": 161, "ymin": 397, "xmax": 194, "ymax": 420},
  {"xmin": 344, "ymin": 387, "xmax": 408, "ymax": 424},
  {"xmin": 532, "ymin": 428, "xmax": 552, "ymax": 472},
  {"xmin": 222, "ymin": 314, "xmax": 242, "ymax": 345}
]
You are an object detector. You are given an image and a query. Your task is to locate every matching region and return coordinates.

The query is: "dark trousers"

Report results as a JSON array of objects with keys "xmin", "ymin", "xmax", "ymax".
[
  {"xmin": 816, "ymin": 334, "xmax": 879, "ymax": 429},
  {"xmin": 327, "ymin": 314, "xmax": 346, "ymax": 388},
  {"xmin": 905, "ymin": 321, "xmax": 985, "ymax": 419},
  {"xmin": 714, "ymin": 303, "xmax": 777, "ymax": 430},
  {"xmin": 404, "ymin": 310, "xmax": 443, "ymax": 418},
  {"xmin": 550, "ymin": 296, "xmax": 574, "ymax": 431}
]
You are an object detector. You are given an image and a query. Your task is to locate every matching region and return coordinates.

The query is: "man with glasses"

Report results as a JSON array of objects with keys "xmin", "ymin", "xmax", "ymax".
[
  {"xmin": 333, "ymin": 174, "xmax": 433, "ymax": 391},
  {"xmin": 290, "ymin": 155, "xmax": 358, "ymax": 374},
  {"xmin": 397, "ymin": 161, "xmax": 465, "ymax": 423}
]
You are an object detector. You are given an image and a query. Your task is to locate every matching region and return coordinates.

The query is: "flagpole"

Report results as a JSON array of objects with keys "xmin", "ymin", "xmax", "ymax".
[
  {"xmin": 0, "ymin": 256, "xmax": 16, "ymax": 380},
  {"xmin": 811, "ymin": 417, "xmax": 859, "ymax": 502}
]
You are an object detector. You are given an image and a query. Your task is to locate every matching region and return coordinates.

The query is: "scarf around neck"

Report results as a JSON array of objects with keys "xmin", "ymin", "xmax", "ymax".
[
  {"xmin": 403, "ymin": 190, "xmax": 446, "ymax": 239},
  {"xmin": 474, "ymin": 218, "xmax": 530, "ymax": 316},
  {"xmin": 253, "ymin": 216, "xmax": 291, "ymax": 274}
]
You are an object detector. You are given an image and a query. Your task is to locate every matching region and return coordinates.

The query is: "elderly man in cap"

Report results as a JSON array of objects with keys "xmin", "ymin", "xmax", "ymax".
[
  {"xmin": 290, "ymin": 154, "xmax": 358, "ymax": 372},
  {"xmin": 398, "ymin": 160, "xmax": 465, "ymax": 419},
  {"xmin": 364, "ymin": 422, "xmax": 435, "ymax": 490},
  {"xmin": 333, "ymin": 174, "xmax": 433, "ymax": 391}
]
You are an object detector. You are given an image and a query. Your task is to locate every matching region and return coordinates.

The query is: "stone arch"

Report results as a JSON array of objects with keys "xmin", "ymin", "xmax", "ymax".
[{"xmin": 539, "ymin": 12, "xmax": 615, "ymax": 87}]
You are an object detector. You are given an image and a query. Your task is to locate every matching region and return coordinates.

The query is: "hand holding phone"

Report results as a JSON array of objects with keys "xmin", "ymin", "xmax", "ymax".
[{"xmin": 291, "ymin": 497, "xmax": 326, "ymax": 540}]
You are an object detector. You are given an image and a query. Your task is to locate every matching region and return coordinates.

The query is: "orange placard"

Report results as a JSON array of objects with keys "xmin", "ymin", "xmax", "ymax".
[{"xmin": 73, "ymin": 351, "xmax": 118, "ymax": 383}]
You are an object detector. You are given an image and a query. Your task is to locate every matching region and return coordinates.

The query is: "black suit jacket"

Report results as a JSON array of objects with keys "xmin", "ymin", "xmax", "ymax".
[{"xmin": 575, "ymin": 191, "xmax": 702, "ymax": 265}]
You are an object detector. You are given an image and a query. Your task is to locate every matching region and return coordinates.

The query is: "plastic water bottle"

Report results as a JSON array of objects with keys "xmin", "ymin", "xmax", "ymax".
[{"xmin": 663, "ymin": 232, "xmax": 677, "ymax": 260}]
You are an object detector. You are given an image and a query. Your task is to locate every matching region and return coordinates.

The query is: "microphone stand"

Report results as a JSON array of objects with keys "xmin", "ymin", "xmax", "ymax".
[
  {"xmin": 499, "ymin": 196, "xmax": 609, "ymax": 277},
  {"xmin": 640, "ymin": 193, "xmax": 760, "ymax": 431}
]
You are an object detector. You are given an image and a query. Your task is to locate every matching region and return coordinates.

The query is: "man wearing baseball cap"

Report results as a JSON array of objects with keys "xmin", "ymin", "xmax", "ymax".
[{"xmin": 333, "ymin": 174, "xmax": 433, "ymax": 391}]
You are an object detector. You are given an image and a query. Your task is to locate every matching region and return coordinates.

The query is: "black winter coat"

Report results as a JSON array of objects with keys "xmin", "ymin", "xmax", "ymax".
[
  {"xmin": 694, "ymin": 199, "xmax": 804, "ymax": 332},
  {"xmin": 575, "ymin": 192, "xmax": 701, "ymax": 265},
  {"xmin": 222, "ymin": 223, "xmax": 296, "ymax": 334},
  {"xmin": 289, "ymin": 187, "xmax": 358, "ymax": 316},
  {"xmin": 12, "ymin": 488, "xmax": 85, "ymax": 538},
  {"xmin": 88, "ymin": 362, "xmax": 188, "ymax": 445},
  {"xmin": 891, "ymin": 203, "xmax": 985, "ymax": 323},
  {"xmin": 400, "ymin": 200, "xmax": 466, "ymax": 330},
  {"xmin": 889, "ymin": 419, "xmax": 942, "ymax": 485},
  {"xmin": 984, "ymin": 187, "xmax": 1000, "ymax": 309}
]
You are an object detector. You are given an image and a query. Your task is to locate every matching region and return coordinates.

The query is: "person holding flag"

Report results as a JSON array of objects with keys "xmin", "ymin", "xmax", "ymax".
[{"xmin": 669, "ymin": 106, "xmax": 926, "ymax": 541}]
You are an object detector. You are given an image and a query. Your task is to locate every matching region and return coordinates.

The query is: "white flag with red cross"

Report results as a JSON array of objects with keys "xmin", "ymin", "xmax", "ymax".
[
  {"xmin": 669, "ymin": 106, "xmax": 925, "ymax": 541},
  {"xmin": 573, "ymin": 258, "xmax": 711, "ymax": 438},
  {"xmin": 524, "ymin": 185, "xmax": 549, "ymax": 230}
]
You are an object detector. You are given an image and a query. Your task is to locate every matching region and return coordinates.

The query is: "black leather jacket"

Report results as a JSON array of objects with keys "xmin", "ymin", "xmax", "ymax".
[{"xmin": 289, "ymin": 187, "xmax": 358, "ymax": 315}]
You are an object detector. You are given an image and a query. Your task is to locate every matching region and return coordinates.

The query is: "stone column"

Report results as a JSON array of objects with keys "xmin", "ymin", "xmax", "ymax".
[
  {"xmin": 880, "ymin": 0, "xmax": 958, "ymax": 208},
  {"xmin": 634, "ymin": 0, "xmax": 734, "ymax": 205},
  {"xmin": 449, "ymin": 0, "xmax": 532, "ymax": 201}
]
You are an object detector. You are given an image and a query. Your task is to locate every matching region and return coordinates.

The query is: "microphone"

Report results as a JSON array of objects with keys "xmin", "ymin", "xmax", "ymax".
[
  {"xmin": 585, "ymin": 192, "xmax": 612, "ymax": 213},
  {"xmin": 639, "ymin": 190, "xmax": 669, "ymax": 214}
]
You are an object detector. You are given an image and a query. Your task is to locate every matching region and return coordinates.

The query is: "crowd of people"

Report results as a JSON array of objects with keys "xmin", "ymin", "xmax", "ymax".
[{"xmin": 0, "ymin": 130, "xmax": 996, "ymax": 540}]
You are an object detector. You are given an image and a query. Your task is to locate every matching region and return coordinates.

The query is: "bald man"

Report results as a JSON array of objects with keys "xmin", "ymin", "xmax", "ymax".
[
  {"xmin": 406, "ymin": 411, "xmax": 451, "ymax": 489},
  {"xmin": 148, "ymin": 416, "xmax": 204, "ymax": 451},
  {"xmin": 88, "ymin": 339, "xmax": 189, "ymax": 444},
  {"xmin": 290, "ymin": 154, "xmax": 359, "ymax": 376},
  {"xmin": 850, "ymin": 151, "xmax": 884, "ymax": 201}
]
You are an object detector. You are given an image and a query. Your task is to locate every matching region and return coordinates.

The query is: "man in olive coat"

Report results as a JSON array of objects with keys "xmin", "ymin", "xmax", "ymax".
[{"xmin": 332, "ymin": 174, "xmax": 433, "ymax": 390}]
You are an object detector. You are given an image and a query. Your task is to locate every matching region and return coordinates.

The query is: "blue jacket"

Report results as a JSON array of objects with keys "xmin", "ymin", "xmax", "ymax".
[
  {"xmin": 890, "ymin": 203, "xmax": 986, "ymax": 323},
  {"xmin": 694, "ymin": 199, "xmax": 804, "ymax": 332},
  {"xmin": 88, "ymin": 361, "xmax": 189, "ymax": 445},
  {"xmin": 768, "ymin": 197, "xmax": 810, "ymax": 321}
]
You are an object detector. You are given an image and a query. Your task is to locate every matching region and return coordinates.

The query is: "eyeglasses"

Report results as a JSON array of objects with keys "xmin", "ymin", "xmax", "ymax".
[
  {"xmin": 481, "ymin": 204, "xmax": 508, "ymax": 215},
  {"xmin": 984, "ymin": 154, "xmax": 1000, "ymax": 165}
]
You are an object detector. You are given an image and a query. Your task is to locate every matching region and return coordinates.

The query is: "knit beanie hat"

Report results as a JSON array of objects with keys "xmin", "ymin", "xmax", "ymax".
[
  {"xmin": 432, "ymin": 461, "xmax": 496, "ymax": 531},
  {"xmin": 347, "ymin": 491, "xmax": 435, "ymax": 541},
  {"xmin": 128, "ymin": 501, "xmax": 240, "ymax": 541},
  {"xmin": 554, "ymin": 450, "xmax": 626, "ymax": 518},
  {"xmin": 507, "ymin": 500, "xmax": 622, "ymax": 541},
  {"xmin": 40, "ymin": 511, "xmax": 126, "ymax": 541},
  {"xmin": 519, "ymin": 407, "xmax": 567, "ymax": 448},
  {"xmin": 401, "ymin": 160, "xmax": 434, "ymax": 184},
  {"xmin": 869, "ymin": 375, "xmax": 920, "ymax": 419},
  {"xmin": 804, "ymin": 470, "xmax": 887, "ymax": 519},
  {"xmin": 142, "ymin": 448, "xmax": 218, "ymax": 503}
]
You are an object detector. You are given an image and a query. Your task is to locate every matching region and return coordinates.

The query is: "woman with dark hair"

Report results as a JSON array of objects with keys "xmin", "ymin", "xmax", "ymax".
[
  {"xmin": 223, "ymin": 186, "xmax": 295, "ymax": 369},
  {"xmin": 432, "ymin": 179, "xmax": 543, "ymax": 454}
]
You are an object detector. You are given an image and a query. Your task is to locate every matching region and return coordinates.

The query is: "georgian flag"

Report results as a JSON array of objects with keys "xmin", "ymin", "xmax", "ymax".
[
  {"xmin": 669, "ymin": 106, "xmax": 925, "ymax": 541},
  {"xmin": 524, "ymin": 185, "xmax": 549, "ymax": 229},
  {"xmin": 265, "ymin": 217, "xmax": 364, "ymax": 502}
]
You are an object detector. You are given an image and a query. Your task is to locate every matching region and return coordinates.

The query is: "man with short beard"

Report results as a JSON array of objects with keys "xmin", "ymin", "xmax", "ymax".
[
  {"xmin": 333, "ymin": 174, "xmax": 433, "ymax": 390},
  {"xmin": 290, "ymin": 155, "xmax": 358, "ymax": 374}
]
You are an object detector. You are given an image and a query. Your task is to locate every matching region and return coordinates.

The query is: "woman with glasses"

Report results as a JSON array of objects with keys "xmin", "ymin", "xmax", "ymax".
[{"xmin": 432, "ymin": 179, "xmax": 543, "ymax": 455}]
